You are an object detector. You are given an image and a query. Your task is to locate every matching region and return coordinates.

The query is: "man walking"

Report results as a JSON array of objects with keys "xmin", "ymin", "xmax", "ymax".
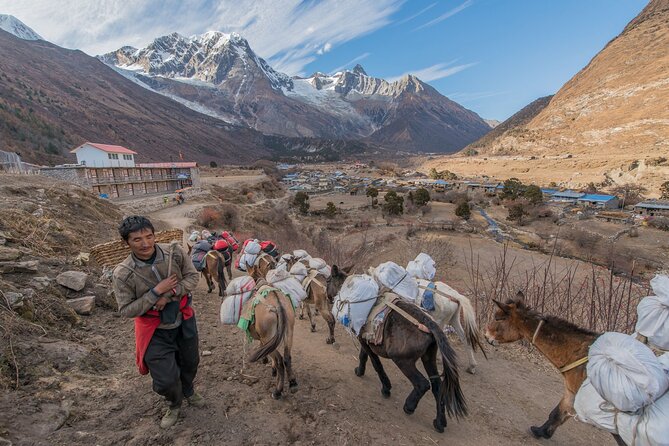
[{"xmin": 112, "ymin": 216, "xmax": 204, "ymax": 428}]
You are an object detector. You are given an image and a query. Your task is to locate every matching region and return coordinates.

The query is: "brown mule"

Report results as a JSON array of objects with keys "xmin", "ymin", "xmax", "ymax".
[
  {"xmin": 485, "ymin": 293, "xmax": 625, "ymax": 446},
  {"xmin": 245, "ymin": 264, "xmax": 297, "ymax": 399},
  {"xmin": 328, "ymin": 265, "xmax": 468, "ymax": 433},
  {"xmin": 301, "ymin": 274, "xmax": 336, "ymax": 344},
  {"xmin": 202, "ymin": 250, "xmax": 227, "ymax": 296}
]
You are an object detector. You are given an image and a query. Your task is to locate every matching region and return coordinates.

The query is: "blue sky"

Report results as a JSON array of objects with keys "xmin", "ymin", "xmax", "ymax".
[{"xmin": 0, "ymin": 0, "xmax": 648, "ymax": 120}]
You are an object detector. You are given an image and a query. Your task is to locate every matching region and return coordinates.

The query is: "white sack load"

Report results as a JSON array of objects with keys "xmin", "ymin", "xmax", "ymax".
[
  {"xmin": 659, "ymin": 353, "xmax": 669, "ymax": 373},
  {"xmin": 188, "ymin": 231, "xmax": 201, "ymax": 242},
  {"xmin": 220, "ymin": 276, "xmax": 256, "ymax": 324},
  {"xmin": 574, "ymin": 378, "xmax": 618, "ymax": 434},
  {"xmin": 636, "ymin": 274, "xmax": 669, "ymax": 351},
  {"xmin": 238, "ymin": 239, "xmax": 262, "ymax": 270},
  {"xmin": 244, "ymin": 240, "xmax": 262, "ymax": 255},
  {"xmin": 371, "ymin": 261, "xmax": 419, "ymax": 302},
  {"xmin": 332, "ymin": 274, "xmax": 379, "ymax": 335},
  {"xmin": 587, "ymin": 332, "xmax": 669, "ymax": 412},
  {"xmin": 289, "ymin": 262, "xmax": 308, "ymax": 283},
  {"xmin": 266, "ymin": 268, "xmax": 307, "ymax": 308},
  {"xmin": 293, "ymin": 249, "xmax": 311, "ymax": 261},
  {"xmin": 406, "ymin": 253, "xmax": 436, "ymax": 281},
  {"xmin": 308, "ymin": 257, "xmax": 331, "ymax": 278}
]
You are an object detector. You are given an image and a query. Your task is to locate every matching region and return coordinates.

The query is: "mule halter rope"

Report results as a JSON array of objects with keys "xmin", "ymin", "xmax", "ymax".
[{"xmin": 530, "ymin": 319, "xmax": 588, "ymax": 374}]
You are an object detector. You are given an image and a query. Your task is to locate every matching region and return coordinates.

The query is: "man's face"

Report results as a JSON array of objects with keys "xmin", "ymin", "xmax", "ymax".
[{"xmin": 126, "ymin": 228, "xmax": 156, "ymax": 260}]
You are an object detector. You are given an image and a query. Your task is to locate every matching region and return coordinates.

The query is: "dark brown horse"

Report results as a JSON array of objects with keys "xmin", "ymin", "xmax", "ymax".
[
  {"xmin": 485, "ymin": 294, "xmax": 625, "ymax": 445},
  {"xmin": 201, "ymin": 250, "xmax": 227, "ymax": 296},
  {"xmin": 245, "ymin": 263, "xmax": 297, "ymax": 399},
  {"xmin": 328, "ymin": 265, "xmax": 468, "ymax": 433}
]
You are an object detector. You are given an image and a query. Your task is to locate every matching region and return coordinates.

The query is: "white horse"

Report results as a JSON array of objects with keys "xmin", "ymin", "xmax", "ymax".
[{"xmin": 414, "ymin": 279, "xmax": 485, "ymax": 374}]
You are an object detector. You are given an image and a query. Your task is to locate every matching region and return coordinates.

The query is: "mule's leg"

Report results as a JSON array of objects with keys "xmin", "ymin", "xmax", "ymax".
[
  {"xmin": 394, "ymin": 358, "xmax": 431, "ymax": 417},
  {"xmin": 421, "ymin": 343, "xmax": 447, "ymax": 433},
  {"xmin": 227, "ymin": 261, "xmax": 233, "ymax": 280},
  {"xmin": 284, "ymin": 344, "xmax": 298, "ymax": 393},
  {"xmin": 450, "ymin": 313, "xmax": 477, "ymax": 374},
  {"xmin": 316, "ymin": 293, "xmax": 336, "ymax": 344},
  {"xmin": 357, "ymin": 344, "xmax": 392, "ymax": 398},
  {"xmin": 299, "ymin": 302, "xmax": 305, "ymax": 319},
  {"xmin": 304, "ymin": 304, "xmax": 316, "ymax": 332},
  {"xmin": 204, "ymin": 271, "xmax": 214, "ymax": 293},
  {"xmin": 530, "ymin": 391, "xmax": 575, "ymax": 439},
  {"xmin": 270, "ymin": 351, "xmax": 285, "ymax": 400}
]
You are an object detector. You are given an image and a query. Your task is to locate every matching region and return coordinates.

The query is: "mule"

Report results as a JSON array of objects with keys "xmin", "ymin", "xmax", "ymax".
[
  {"xmin": 328, "ymin": 265, "xmax": 468, "ymax": 433},
  {"xmin": 245, "ymin": 264, "xmax": 297, "ymax": 399},
  {"xmin": 484, "ymin": 293, "xmax": 625, "ymax": 445},
  {"xmin": 201, "ymin": 250, "xmax": 227, "ymax": 296},
  {"xmin": 300, "ymin": 274, "xmax": 336, "ymax": 343}
]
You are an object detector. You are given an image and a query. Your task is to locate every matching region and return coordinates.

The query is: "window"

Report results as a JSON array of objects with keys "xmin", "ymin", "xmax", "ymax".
[
  {"xmin": 108, "ymin": 153, "xmax": 119, "ymax": 160},
  {"xmin": 123, "ymin": 154, "xmax": 133, "ymax": 160}
]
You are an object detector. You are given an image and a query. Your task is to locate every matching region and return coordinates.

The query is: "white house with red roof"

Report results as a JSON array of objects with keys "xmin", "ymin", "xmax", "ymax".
[{"xmin": 70, "ymin": 142, "xmax": 137, "ymax": 168}]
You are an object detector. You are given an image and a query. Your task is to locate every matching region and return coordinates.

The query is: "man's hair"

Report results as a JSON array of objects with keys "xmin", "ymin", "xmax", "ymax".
[{"xmin": 118, "ymin": 216, "xmax": 155, "ymax": 241}]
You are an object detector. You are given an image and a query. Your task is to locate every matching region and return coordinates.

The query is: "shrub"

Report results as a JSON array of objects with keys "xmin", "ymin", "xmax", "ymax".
[
  {"xmin": 524, "ymin": 184, "xmax": 543, "ymax": 205},
  {"xmin": 648, "ymin": 216, "xmax": 669, "ymax": 231},
  {"xmin": 507, "ymin": 203, "xmax": 527, "ymax": 224},
  {"xmin": 197, "ymin": 207, "xmax": 221, "ymax": 229},
  {"xmin": 292, "ymin": 191, "xmax": 310, "ymax": 214},
  {"xmin": 660, "ymin": 181, "xmax": 669, "ymax": 199},
  {"xmin": 500, "ymin": 178, "xmax": 524, "ymax": 200},
  {"xmin": 383, "ymin": 191, "xmax": 404, "ymax": 215},
  {"xmin": 455, "ymin": 202, "xmax": 471, "ymax": 220},
  {"xmin": 414, "ymin": 188, "xmax": 430, "ymax": 206},
  {"xmin": 209, "ymin": 161, "xmax": 218, "ymax": 168},
  {"xmin": 325, "ymin": 202, "xmax": 337, "ymax": 218}
]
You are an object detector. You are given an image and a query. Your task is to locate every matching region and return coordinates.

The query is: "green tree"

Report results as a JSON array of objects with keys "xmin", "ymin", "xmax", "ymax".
[
  {"xmin": 524, "ymin": 184, "xmax": 543, "ymax": 205},
  {"xmin": 325, "ymin": 202, "xmax": 337, "ymax": 218},
  {"xmin": 507, "ymin": 203, "xmax": 527, "ymax": 224},
  {"xmin": 455, "ymin": 201, "xmax": 471, "ymax": 220},
  {"xmin": 366, "ymin": 186, "xmax": 379, "ymax": 205},
  {"xmin": 383, "ymin": 191, "xmax": 404, "ymax": 215},
  {"xmin": 501, "ymin": 178, "xmax": 524, "ymax": 200},
  {"xmin": 414, "ymin": 188, "xmax": 431, "ymax": 206},
  {"xmin": 429, "ymin": 168, "xmax": 440, "ymax": 180},
  {"xmin": 293, "ymin": 191, "xmax": 310, "ymax": 214},
  {"xmin": 660, "ymin": 181, "xmax": 669, "ymax": 199}
]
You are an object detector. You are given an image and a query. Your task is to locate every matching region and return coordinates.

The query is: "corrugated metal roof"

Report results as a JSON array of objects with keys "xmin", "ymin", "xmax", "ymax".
[
  {"xmin": 552, "ymin": 190, "xmax": 584, "ymax": 198},
  {"xmin": 136, "ymin": 162, "xmax": 197, "ymax": 168},
  {"xmin": 71, "ymin": 142, "xmax": 138, "ymax": 155},
  {"xmin": 635, "ymin": 201, "xmax": 669, "ymax": 210},
  {"xmin": 578, "ymin": 194, "xmax": 617, "ymax": 202}
]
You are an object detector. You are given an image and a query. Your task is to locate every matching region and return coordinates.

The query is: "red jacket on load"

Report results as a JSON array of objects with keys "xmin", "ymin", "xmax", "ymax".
[
  {"xmin": 220, "ymin": 231, "xmax": 239, "ymax": 251},
  {"xmin": 213, "ymin": 239, "xmax": 230, "ymax": 251}
]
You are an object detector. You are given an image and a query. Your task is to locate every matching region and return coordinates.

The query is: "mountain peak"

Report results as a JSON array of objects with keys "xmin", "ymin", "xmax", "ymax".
[
  {"xmin": 0, "ymin": 14, "xmax": 42, "ymax": 41},
  {"xmin": 352, "ymin": 64, "xmax": 367, "ymax": 76}
]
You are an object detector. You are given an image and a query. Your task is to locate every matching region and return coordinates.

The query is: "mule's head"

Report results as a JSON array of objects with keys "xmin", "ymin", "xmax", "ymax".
[
  {"xmin": 246, "ymin": 264, "xmax": 263, "ymax": 281},
  {"xmin": 484, "ymin": 292, "xmax": 528, "ymax": 345},
  {"xmin": 327, "ymin": 264, "xmax": 352, "ymax": 299}
]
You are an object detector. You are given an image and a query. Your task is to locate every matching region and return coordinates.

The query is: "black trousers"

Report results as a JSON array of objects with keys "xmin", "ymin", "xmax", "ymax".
[{"xmin": 144, "ymin": 316, "xmax": 200, "ymax": 408}]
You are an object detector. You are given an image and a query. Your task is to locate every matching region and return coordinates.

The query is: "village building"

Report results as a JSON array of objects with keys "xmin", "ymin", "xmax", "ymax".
[
  {"xmin": 39, "ymin": 142, "xmax": 199, "ymax": 199},
  {"xmin": 577, "ymin": 194, "xmax": 619, "ymax": 209},
  {"xmin": 550, "ymin": 190, "xmax": 585, "ymax": 203},
  {"xmin": 634, "ymin": 200, "xmax": 669, "ymax": 217}
]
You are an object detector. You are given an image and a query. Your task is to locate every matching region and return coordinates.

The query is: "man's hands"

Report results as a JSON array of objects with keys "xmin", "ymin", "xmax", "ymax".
[
  {"xmin": 154, "ymin": 275, "xmax": 178, "ymax": 295},
  {"xmin": 154, "ymin": 296, "xmax": 169, "ymax": 311}
]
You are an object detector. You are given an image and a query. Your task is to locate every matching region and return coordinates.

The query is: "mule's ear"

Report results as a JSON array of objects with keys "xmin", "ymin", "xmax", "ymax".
[
  {"xmin": 492, "ymin": 299, "xmax": 511, "ymax": 314},
  {"xmin": 331, "ymin": 265, "xmax": 340, "ymax": 275},
  {"xmin": 341, "ymin": 265, "xmax": 353, "ymax": 274},
  {"xmin": 515, "ymin": 290, "xmax": 525, "ymax": 303}
]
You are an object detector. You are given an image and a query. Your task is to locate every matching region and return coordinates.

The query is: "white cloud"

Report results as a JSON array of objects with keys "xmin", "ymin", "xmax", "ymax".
[
  {"xmin": 388, "ymin": 61, "xmax": 477, "ymax": 82},
  {"xmin": 330, "ymin": 52, "xmax": 370, "ymax": 74},
  {"xmin": 0, "ymin": 0, "xmax": 403, "ymax": 75},
  {"xmin": 394, "ymin": 2, "xmax": 437, "ymax": 26},
  {"xmin": 414, "ymin": 0, "xmax": 472, "ymax": 31}
]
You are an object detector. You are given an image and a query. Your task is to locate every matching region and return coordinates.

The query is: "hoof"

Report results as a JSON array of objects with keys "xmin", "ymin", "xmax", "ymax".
[
  {"xmin": 326, "ymin": 337, "xmax": 335, "ymax": 345},
  {"xmin": 466, "ymin": 365, "xmax": 477, "ymax": 375},
  {"xmin": 289, "ymin": 379, "xmax": 298, "ymax": 393},
  {"xmin": 530, "ymin": 426, "xmax": 551, "ymax": 439},
  {"xmin": 310, "ymin": 325, "xmax": 316, "ymax": 333},
  {"xmin": 271, "ymin": 391, "xmax": 282, "ymax": 400},
  {"xmin": 354, "ymin": 367, "xmax": 364, "ymax": 377},
  {"xmin": 433, "ymin": 419, "xmax": 445, "ymax": 433},
  {"xmin": 299, "ymin": 315, "xmax": 305, "ymax": 320},
  {"xmin": 207, "ymin": 289, "xmax": 213, "ymax": 294},
  {"xmin": 403, "ymin": 403, "xmax": 415, "ymax": 414},
  {"xmin": 382, "ymin": 387, "xmax": 391, "ymax": 399}
]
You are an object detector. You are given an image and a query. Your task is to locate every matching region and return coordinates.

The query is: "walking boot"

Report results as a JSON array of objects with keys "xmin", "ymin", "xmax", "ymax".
[
  {"xmin": 187, "ymin": 392, "xmax": 205, "ymax": 408},
  {"xmin": 160, "ymin": 406, "xmax": 180, "ymax": 429}
]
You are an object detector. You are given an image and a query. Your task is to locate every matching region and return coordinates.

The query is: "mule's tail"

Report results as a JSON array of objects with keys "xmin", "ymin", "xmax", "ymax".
[
  {"xmin": 399, "ymin": 301, "xmax": 468, "ymax": 419},
  {"xmin": 449, "ymin": 291, "xmax": 487, "ymax": 358},
  {"xmin": 248, "ymin": 293, "xmax": 287, "ymax": 363}
]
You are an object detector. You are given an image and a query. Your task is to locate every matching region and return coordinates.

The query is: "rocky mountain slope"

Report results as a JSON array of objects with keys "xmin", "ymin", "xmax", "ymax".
[
  {"xmin": 100, "ymin": 32, "xmax": 491, "ymax": 153},
  {"xmin": 429, "ymin": 0, "xmax": 669, "ymax": 194},
  {"xmin": 0, "ymin": 14, "xmax": 42, "ymax": 41},
  {"xmin": 0, "ymin": 28, "xmax": 372, "ymax": 165}
]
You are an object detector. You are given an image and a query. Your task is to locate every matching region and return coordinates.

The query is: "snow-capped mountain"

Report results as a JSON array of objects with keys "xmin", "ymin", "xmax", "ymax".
[
  {"xmin": 0, "ymin": 15, "xmax": 42, "ymax": 41},
  {"xmin": 100, "ymin": 31, "xmax": 490, "ymax": 153}
]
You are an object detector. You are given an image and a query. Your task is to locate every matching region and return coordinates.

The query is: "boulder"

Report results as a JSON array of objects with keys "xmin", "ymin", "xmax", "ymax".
[
  {"xmin": 0, "ymin": 247, "xmax": 21, "ymax": 261},
  {"xmin": 67, "ymin": 296, "xmax": 95, "ymax": 315},
  {"xmin": 0, "ymin": 260, "xmax": 39, "ymax": 274},
  {"xmin": 5, "ymin": 292, "xmax": 24, "ymax": 310},
  {"xmin": 56, "ymin": 271, "xmax": 88, "ymax": 291}
]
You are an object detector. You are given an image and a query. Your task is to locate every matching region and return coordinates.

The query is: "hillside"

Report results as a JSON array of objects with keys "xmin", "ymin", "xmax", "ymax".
[
  {"xmin": 0, "ymin": 30, "xmax": 372, "ymax": 165},
  {"xmin": 427, "ymin": 0, "xmax": 669, "ymax": 194}
]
